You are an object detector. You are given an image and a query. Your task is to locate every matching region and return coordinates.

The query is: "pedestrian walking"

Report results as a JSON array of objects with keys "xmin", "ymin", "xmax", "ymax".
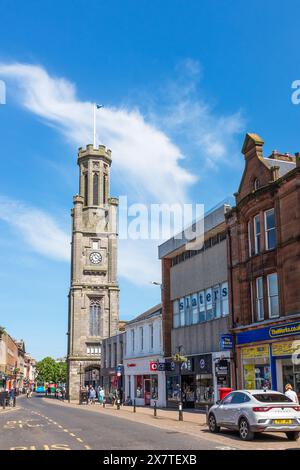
[
  {"xmin": 9, "ymin": 388, "xmax": 15, "ymax": 407},
  {"xmin": 88, "ymin": 386, "xmax": 96, "ymax": 405},
  {"xmin": 98, "ymin": 386, "xmax": 104, "ymax": 405},
  {"xmin": 285, "ymin": 383, "xmax": 299, "ymax": 403}
]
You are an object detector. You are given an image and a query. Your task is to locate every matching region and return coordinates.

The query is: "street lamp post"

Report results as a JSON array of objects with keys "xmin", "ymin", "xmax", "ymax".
[
  {"xmin": 172, "ymin": 345, "xmax": 187, "ymax": 422},
  {"xmin": 78, "ymin": 363, "xmax": 85, "ymax": 405}
]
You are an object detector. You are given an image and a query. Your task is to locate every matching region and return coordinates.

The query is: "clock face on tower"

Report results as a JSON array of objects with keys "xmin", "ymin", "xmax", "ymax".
[{"xmin": 89, "ymin": 252, "xmax": 102, "ymax": 264}]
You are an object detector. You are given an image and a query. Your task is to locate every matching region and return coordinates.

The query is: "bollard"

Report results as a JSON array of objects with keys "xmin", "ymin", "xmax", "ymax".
[
  {"xmin": 13, "ymin": 396, "xmax": 16, "ymax": 408},
  {"xmin": 133, "ymin": 399, "xmax": 136, "ymax": 413},
  {"xmin": 103, "ymin": 398, "xmax": 106, "ymax": 408},
  {"xmin": 205, "ymin": 404, "xmax": 209, "ymax": 425},
  {"xmin": 153, "ymin": 401, "xmax": 157, "ymax": 418},
  {"xmin": 117, "ymin": 398, "xmax": 120, "ymax": 410},
  {"xmin": 178, "ymin": 402, "xmax": 183, "ymax": 421}
]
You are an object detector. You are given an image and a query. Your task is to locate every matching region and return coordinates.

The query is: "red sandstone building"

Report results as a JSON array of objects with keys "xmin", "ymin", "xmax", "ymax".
[{"xmin": 226, "ymin": 133, "xmax": 300, "ymax": 398}]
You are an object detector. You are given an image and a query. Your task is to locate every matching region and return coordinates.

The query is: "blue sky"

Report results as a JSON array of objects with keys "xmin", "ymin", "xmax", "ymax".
[{"xmin": 0, "ymin": 0, "xmax": 300, "ymax": 360}]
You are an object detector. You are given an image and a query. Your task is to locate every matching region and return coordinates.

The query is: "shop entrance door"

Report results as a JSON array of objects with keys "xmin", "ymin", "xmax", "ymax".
[
  {"xmin": 144, "ymin": 379, "xmax": 151, "ymax": 405},
  {"xmin": 282, "ymin": 360, "xmax": 300, "ymax": 401}
]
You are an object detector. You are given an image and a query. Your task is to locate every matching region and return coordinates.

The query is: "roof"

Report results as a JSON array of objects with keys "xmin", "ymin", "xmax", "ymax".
[
  {"xmin": 263, "ymin": 157, "xmax": 296, "ymax": 178},
  {"xmin": 158, "ymin": 202, "xmax": 231, "ymax": 259},
  {"xmin": 126, "ymin": 303, "xmax": 162, "ymax": 326}
]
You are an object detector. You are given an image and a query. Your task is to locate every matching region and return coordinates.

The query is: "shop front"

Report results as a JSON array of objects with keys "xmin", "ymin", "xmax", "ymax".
[
  {"xmin": 101, "ymin": 365, "xmax": 124, "ymax": 401},
  {"xmin": 236, "ymin": 318, "xmax": 300, "ymax": 401},
  {"xmin": 124, "ymin": 356, "xmax": 166, "ymax": 408},
  {"xmin": 165, "ymin": 352, "xmax": 232, "ymax": 408}
]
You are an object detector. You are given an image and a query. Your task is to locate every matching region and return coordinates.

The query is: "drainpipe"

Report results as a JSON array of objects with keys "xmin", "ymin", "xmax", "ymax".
[{"xmin": 228, "ymin": 227, "xmax": 238, "ymax": 389}]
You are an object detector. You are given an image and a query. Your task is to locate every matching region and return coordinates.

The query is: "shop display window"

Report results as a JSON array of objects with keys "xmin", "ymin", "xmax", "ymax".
[
  {"xmin": 151, "ymin": 375, "xmax": 158, "ymax": 399},
  {"xmin": 195, "ymin": 375, "xmax": 214, "ymax": 404},
  {"xmin": 135, "ymin": 375, "xmax": 144, "ymax": 398},
  {"xmin": 166, "ymin": 376, "xmax": 181, "ymax": 402}
]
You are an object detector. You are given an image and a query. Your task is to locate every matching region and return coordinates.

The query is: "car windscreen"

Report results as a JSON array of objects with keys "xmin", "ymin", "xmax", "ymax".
[{"xmin": 253, "ymin": 393, "xmax": 293, "ymax": 403}]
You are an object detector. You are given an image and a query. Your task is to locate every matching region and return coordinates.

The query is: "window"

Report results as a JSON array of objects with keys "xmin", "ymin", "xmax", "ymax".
[
  {"xmin": 131, "ymin": 329, "xmax": 135, "ymax": 352},
  {"xmin": 173, "ymin": 301, "xmax": 180, "ymax": 329},
  {"xmin": 265, "ymin": 208, "xmax": 276, "ymax": 250},
  {"xmin": 213, "ymin": 285, "xmax": 221, "ymax": 318},
  {"xmin": 108, "ymin": 344, "xmax": 111, "ymax": 368},
  {"xmin": 179, "ymin": 298, "xmax": 185, "ymax": 326},
  {"xmin": 84, "ymin": 173, "xmax": 88, "ymax": 206},
  {"xmin": 185, "ymin": 296, "xmax": 191, "ymax": 325},
  {"xmin": 92, "ymin": 240, "xmax": 99, "ymax": 249},
  {"xmin": 256, "ymin": 277, "xmax": 264, "ymax": 321},
  {"xmin": 221, "ymin": 282, "xmax": 229, "ymax": 316},
  {"xmin": 86, "ymin": 343, "xmax": 101, "ymax": 355},
  {"xmin": 135, "ymin": 376, "xmax": 144, "ymax": 398},
  {"xmin": 139, "ymin": 326, "xmax": 144, "ymax": 351},
  {"xmin": 93, "ymin": 173, "xmax": 99, "ymax": 205},
  {"xmin": 267, "ymin": 273, "xmax": 279, "ymax": 318},
  {"xmin": 114, "ymin": 342, "xmax": 117, "ymax": 367},
  {"xmin": 103, "ymin": 174, "xmax": 107, "ymax": 204},
  {"xmin": 149, "ymin": 324, "xmax": 154, "ymax": 350},
  {"xmin": 199, "ymin": 291, "xmax": 205, "ymax": 322},
  {"xmin": 253, "ymin": 393, "xmax": 291, "ymax": 403},
  {"xmin": 231, "ymin": 392, "xmax": 251, "ymax": 404},
  {"xmin": 89, "ymin": 299, "xmax": 101, "ymax": 336},
  {"xmin": 205, "ymin": 288, "xmax": 213, "ymax": 320},
  {"xmin": 191, "ymin": 294, "xmax": 198, "ymax": 324},
  {"xmin": 254, "ymin": 178, "xmax": 260, "ymax": 190},
  {"xmin": 248, "ymin": 221, "xmax": 252, "ymax": 257},
  {"xmin": 254, "ymin": 214, "xmax": 261, "ymax": 254}
]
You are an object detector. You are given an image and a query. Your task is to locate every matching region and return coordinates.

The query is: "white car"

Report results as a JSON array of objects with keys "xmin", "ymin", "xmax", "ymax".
[{"xmin": 208, "ymin": 389, "xmax": 300, "ymax": 441}]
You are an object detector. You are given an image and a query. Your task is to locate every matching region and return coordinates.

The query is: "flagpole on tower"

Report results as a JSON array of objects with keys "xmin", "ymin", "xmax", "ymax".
[
  {"xmin": 93, "ymin": 103, "xmax": 96, "ymax": 149},
  {"xmin": 93, "ymin": 103, "xmax": 103, "ymax": 149}
]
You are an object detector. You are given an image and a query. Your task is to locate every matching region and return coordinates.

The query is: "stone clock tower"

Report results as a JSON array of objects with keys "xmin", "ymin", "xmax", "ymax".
[{"xmin": 67, "ymin": 144, "xmax": 119, "ymax": 400}]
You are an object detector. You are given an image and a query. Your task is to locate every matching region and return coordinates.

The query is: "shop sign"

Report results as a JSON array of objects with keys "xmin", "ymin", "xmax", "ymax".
[
  {"xmin": 149, "ymin": 361, "xmax": 166, "ymax": 372},
  {"xmin": 215, "ymin": 359, "xmax": 229, "ymax": 377},
  {"xmin": 165, "ymin": 361, "xmax": 176, "ymax": 372},
  {"xmin": 236, "ymin": 320, "xmax": 300, "ymax": 345},
  {"xmin": 272, "ymin": 340, "xmax": 300, "ymax": 357},
  {"xmin": 126, "ymin": 363, "xmax": 136, "ymax": 368},
  {"xmin": 197, "ymin": 354, "xmax": 212, "ymax": 374},
  {"xmin": 181, "ymin": 358, "xmax": 193, "ymax": 372},
  {"xmin": 220, "ymin": 334, "xmax": 233, "ymax": 351},
  {"xmin": 241, "ymin": 345, "xmax": 269, "ymax": 359}
]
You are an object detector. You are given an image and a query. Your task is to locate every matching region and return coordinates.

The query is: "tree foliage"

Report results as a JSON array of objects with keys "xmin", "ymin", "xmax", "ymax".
[{"xmin": 36, "ymin": 357, "xmax": 67, "ymax": 383}]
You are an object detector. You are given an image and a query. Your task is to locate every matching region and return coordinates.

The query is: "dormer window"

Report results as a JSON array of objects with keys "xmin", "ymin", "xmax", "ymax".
[{"xmin": 254, "ymin": 178, "xmax": 260, "ymax": 190}]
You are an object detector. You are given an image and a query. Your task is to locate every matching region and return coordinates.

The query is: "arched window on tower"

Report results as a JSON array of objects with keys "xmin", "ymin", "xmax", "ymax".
[
  {"xmin": 93, "ymin": 173, "xmax": 99, "ymax": 206},
  {"xmin": 84, "ymin": 173, "xmax": 88, "ymax": 206},
  {"xmin": 103, "ymin": 174, "xmax": 107, "ymax": 204},
  {"xmin": 89, "ymin": 298, "xmax": 101, "ymax": 336}
]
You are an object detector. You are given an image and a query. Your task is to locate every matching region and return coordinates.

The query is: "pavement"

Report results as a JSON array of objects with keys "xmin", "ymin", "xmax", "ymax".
[{"xmin": 1, "ymin": 395, "xmax": 300, "ymax": 450}]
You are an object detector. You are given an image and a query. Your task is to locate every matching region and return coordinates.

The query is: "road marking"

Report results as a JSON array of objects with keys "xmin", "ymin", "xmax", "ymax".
[
  {"xmin": 76, "ymin": 438, "xmax": 83, "ymax": 443},
  {"xmin": 69, "ymin": 433, "xmax": 76, "ymax": 437},
  {"xmin": 215, "ymin": 446, "xmax": 237, "ymax": 450},
  {"xmin": 84, "ymin": 445, "xmax": 91, "ymax": 450}
]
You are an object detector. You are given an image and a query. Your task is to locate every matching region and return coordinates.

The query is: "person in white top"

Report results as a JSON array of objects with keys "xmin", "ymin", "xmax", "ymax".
[{"xmin": 285, "ymin": 383, "xmax": 299, "ymax": 403}]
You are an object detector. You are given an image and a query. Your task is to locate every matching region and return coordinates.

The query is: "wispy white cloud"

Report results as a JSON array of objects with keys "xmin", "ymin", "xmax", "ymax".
[
  {"xmin": 149, "ymin": 58, "xmax": 244, "ymax": 170},
  {"xmin": 0, "ymin": 60, "xmax": 244, "ymax": 286},
  {"xmin": 0, "ymin": 62, "xmax": 195, "ymax": 204},
  {"xmin": 0, "ymin": 196, "xmax": 70, "ymax": 262}
]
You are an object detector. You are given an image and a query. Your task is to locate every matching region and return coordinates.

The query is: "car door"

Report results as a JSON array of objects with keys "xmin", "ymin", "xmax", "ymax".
[
  {"xmin": 229, "ymin": 392, "xmax": 251, "ymax": 427},
  {"xmin": 216, "ymin": 392, "xmax": 236, "ymax": 425}
]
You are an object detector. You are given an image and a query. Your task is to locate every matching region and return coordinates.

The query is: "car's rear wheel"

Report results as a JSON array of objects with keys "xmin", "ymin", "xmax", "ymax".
[
  {"xmin": 286, "ymin": 431, "xmax": 300, "ymax": 441},
  {"xmin": 239, "ymin": 418, "xmax": 254, "ymax": 441},
  {"xmin": 208, "ymin": 414, "xmax": 220, "ymax": 433}
]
